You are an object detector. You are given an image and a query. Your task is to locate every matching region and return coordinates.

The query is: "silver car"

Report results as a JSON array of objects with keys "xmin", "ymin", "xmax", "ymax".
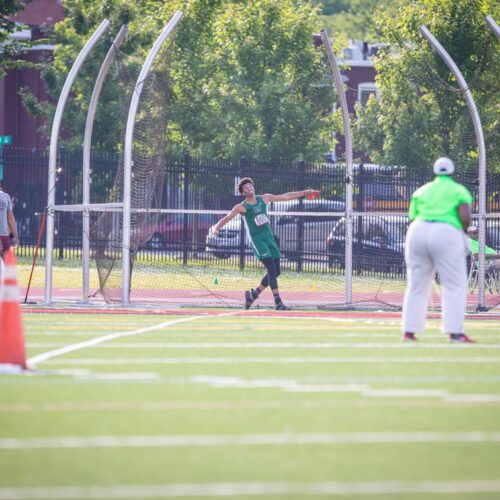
[{"xmin": 274, "ymin": 199, "xmax": 345, "ymax": 259}]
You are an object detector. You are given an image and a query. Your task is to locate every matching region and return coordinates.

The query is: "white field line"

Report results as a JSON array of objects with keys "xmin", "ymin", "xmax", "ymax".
[
  {"xmin": 0, "ymin": 394, "xmax": 500, "ymax": 413},
  {"xmin": 24, "ymin": 331, "xmax": 405, "ymax": 339},
  {"xmin": 24, "ymin": 320, "xmax": 404, "ymax": 330},
  {"xmin": 3, "ymin": 373, "xmax": 500, "ymax": 403},
  {"xmin": 319, "ymin": 316, "xmax": 500, "ymax": 329},
  {"xmin": 2, "ymin": 432, "xmax": 500, "ymax": 450},
  {"xmin": 23, "ymin": 315, "xmax": 500, "ymax": 327},
  {"xmin": 41, "ymin": 356, "xmax": 500, "ymax": 365},
  {"xmin": 189, "ymin": 375, "xmax": 500, "ymax": 402},
  {"xmin": 24, "ymin": 322, "xmax": 500, "ymax": 335},
  {"xmin": 2, "ymin": 481, "xmax": 500, "ymax": 498},
  {"xmin": 26, "ymin": 341, "xmax": 500, "ymax": 349},
  {"xmin": 3, "ymin": 396, "xmax": 500, "ymax": 413},
  {"xmin": 26, "ymin": 312, "xmax": 239, "ymax": 367}
]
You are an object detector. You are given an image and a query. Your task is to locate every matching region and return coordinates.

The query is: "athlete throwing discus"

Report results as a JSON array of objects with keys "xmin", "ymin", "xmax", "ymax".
[{"xmin": 209, "ymin": 177, "xmax": 320, "ymax": 310}]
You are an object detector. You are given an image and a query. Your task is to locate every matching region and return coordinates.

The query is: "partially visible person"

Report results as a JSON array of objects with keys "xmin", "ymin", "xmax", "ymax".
[
  {"xmin": 0, "ymin": 183, "xmax": 19, "ymax": 259},
  {"xmin": 467, "ymin": 225, "xmax": 500, "ymax": 270},
  {"xmin": 402, "ymin": 157, "xmax": 475, "ymax": 343}
]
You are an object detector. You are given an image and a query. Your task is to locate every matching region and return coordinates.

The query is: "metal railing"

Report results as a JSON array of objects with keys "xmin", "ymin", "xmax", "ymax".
[{"xmin": 3, "ymin": 147, "xmax": 500, "ymax": 260}]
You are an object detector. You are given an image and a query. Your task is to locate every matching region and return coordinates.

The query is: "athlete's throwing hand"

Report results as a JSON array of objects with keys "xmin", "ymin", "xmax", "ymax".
[{"xmin": 208, "ymin": 225, "xmax": 220, "ymax": 238}]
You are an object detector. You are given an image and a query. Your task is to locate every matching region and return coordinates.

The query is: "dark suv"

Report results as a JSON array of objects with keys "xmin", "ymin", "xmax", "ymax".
[{"xmin": 327, "ymin": 215, "xmax": 408, "ymax": 273}]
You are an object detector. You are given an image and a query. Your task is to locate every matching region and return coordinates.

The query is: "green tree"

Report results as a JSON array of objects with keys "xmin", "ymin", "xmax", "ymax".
[
  {"xmin": 312, "ymin": 0, "xmax": 351, "ymax": 17},
  {"xmin": 21, "ymin": 0, "xmax": 162, "ymax": 151},
  {"xmin": 169, "ymin": 0, "xmax": 339, "ymax": 161},
  {"xmin": 354, "ymin": 0, "xmax": 500, "ymax": 174},
  {"xmin": 317, "ymin": 0, "xmax": 404, "ymax": 42},
  {"xmin": 23, "ymin": 0, "xmax": 343, "ymax": 162},
  {"xmin": 0, "ymin": 0, "xmax": 37, "ymax": 77}
]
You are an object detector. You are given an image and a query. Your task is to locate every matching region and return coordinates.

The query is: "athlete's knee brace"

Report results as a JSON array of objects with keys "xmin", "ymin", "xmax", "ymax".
[
  {"xmin": 261, "ymin": 258, "xmax": 279, "ymax": 289},
  {"xmin": 274, "ymin": 258, "xmax": 281, "ymax": 278}
]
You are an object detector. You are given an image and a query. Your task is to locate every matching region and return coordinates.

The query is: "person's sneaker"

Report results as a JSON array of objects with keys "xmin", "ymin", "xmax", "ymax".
[
  {"xmin": 403, "ymin": 332, "xmax": 418, "ymax": 342},
  {"xmin": 275, "ymin": 302, "xmax": 291, "ymax": 311},
  {"xmin": 244, "ymin": 290, "xmax": 255, "ymax": 310},
  {"xmin": 402, "ymin": 332, "xmax": 417, "ymax": 341},
  {"xmin": 449, "ymin": 333, "xmax": 476, "ymax": 343}
]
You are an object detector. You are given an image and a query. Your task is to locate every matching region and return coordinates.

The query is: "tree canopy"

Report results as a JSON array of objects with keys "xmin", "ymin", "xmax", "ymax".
[
  {"xmin": 24, "ymin": 0, "xmax": 342, "ymax": 162},
  {"xmin": 354, "ymin": 0, "xmax": 500, "ymax": 174},
  {"xmin": 314, "ymin": 0, "xmax": 404, "ymax": 43},
  {"xmin": 0, "ymin": 0, "xmax": 36, "ymax": 77},
  {"xmin": 18, "ymin": 0, "xmax": 499, "ymax": 174}
]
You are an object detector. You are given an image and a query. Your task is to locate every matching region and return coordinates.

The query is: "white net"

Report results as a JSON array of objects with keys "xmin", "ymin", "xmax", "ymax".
[{"xmin": 90, "ymin": 29, "xmax": 177, "ymax": 303}]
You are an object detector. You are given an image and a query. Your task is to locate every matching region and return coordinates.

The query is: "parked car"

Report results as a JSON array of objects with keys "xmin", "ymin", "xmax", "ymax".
[
  {"xmin": 146, "ymin": 213, "xmax": 214, "ymax": 250},
  {"xmin": 326, "ymin": 215, "xmax": 409, "ymax": 273},
  {"xmin": 205, "ymin": 215, "xmax": 250, "ymax": 258},
  {"xmin": 274, "ymin": 199, "xmax": 345, "ymax": 260},
  {"xmin": 205, "ymin": 199, "xmax": 345, "ymax": 259}
]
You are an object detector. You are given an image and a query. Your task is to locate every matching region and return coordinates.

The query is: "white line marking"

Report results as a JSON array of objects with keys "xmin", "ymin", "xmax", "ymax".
[
  {"xmin": 445, "ymin": 394, "xmax": 500, "ymax": 403},
  {"xmin": 1, "ymin": 432, "xmax": 500, "ymax": 450},
  {"xmin": 25, "ymin": 341, "xmax": 500, "ymax": 349},
  {"xmin": 40, "ymin": 356, "xmax": 500, "ymax": 365},
  {"xmin": 190, "ymin": 375, "xmax": 500, "ymax": 401},
  {"xmin": 76, "ymin": 372, "xmax": 160, "ymax": 381},
  {"xmin": 26, "ymin": 313, "xmax": 239, "ymax": 367},
  {"xmin": 192, "ymin": 375, "xmax": 369, "ymax": 392},
  {"xmin": 2, "ymin": 480, "xmax": 500, "ymax": 498},
  {"xmin": 3, "ymin": 397, "xmax": 494, "ymax": 413}
]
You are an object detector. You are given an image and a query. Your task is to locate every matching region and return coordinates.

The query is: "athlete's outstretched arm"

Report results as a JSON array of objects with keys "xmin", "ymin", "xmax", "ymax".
[
  {"xmin": 261, "ymin": 189, "xmax": 319, "ymax": 203},
  {"xmin": 209, "ymin": 204, "xmax": 245, "ymax": 236}
]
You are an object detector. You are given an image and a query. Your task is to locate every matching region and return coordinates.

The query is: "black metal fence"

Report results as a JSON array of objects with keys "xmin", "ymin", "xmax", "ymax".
[{"xmin": 3, "ymin": 146, "xmax": 500, "ymax": 269}]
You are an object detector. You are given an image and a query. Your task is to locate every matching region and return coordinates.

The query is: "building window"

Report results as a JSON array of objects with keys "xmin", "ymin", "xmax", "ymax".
[{"xmin": 358, "ymin": 82, "xmax": 379, "ymax": 107}]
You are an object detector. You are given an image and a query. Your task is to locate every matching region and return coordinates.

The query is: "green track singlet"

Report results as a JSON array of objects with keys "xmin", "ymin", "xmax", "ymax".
[{"xmin": 242, "ymin": 196, "xmax": 281, "ymax": 260}]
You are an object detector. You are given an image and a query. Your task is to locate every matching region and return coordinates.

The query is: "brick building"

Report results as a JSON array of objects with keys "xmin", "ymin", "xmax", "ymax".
[{"xmin": 0, "ymin": 0, "xmax": 64, "ymax": 149}]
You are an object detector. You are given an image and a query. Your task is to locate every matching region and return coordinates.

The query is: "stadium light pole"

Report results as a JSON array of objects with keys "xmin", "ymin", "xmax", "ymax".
[
  {"xmin": 122, "ymin": 11, "xmax": 183, "ymax": 305},
  {"xmin": 319, "ymin": 29, "xmax": 354, "ymax": 308},
  {"xmin": 419, "ymin": 25, "xmax": 487, "ymax": 310},
  {"xmin": 44, "ymin": 19, "xmax": 110, "ymax": 305},
  {"xmin": 82, "ymin": 25, "xmax": 128, "ymax": 304},
  {"xmin": 486, "ymin": 16, "xmax": 500, "ymax": 38}
]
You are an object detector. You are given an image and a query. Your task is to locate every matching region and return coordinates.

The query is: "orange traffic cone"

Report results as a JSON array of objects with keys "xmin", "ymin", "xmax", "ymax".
[{"xmin": 0, "ymin": 248, "xmax": 27, "ymax": 371}]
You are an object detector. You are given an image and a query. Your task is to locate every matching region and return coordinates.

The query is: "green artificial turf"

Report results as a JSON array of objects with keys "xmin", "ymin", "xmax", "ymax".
[{"xmin": 1, "ymin": 312, "xmax": 499, "ymax": 498}]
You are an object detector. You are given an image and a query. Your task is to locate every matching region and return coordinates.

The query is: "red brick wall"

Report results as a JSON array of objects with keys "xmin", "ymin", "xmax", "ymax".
[{"xmin": 0, "ymin": 0, "xmax": 64, "ymax": 147}]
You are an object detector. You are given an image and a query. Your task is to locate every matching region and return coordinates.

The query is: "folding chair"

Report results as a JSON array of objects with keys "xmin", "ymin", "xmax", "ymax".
[{"xmin": 468, "ymin": 255, "xmax": 500, "ymax": 295}]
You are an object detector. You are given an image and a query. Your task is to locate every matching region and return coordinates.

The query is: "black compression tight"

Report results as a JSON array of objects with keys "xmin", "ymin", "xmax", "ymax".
[{"xmin": 260, "ymin": 258, "xmax": 281, "ymax": 290}]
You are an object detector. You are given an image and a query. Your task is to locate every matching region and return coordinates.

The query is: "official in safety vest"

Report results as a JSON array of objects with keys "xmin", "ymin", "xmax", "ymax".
[{"xmin": 402, "ymin": 157, "xmax": 475, "ymax": 343}]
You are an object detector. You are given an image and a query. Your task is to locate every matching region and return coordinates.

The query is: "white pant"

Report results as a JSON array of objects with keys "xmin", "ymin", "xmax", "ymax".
[{"xmin": 402, "ymin": 220, "xmax": 469, "ymax": 334}]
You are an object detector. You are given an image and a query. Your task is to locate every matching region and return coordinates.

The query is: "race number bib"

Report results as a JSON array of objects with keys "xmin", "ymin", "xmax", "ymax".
[{"xmin": 254, "ymin": 214, "xmax": 270, "ymax": 227}]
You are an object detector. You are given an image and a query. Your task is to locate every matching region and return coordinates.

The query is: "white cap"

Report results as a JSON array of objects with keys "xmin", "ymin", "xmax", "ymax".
[{"xmin": 433, "ymin": 157, "xmax": 455, "ymax": 175}]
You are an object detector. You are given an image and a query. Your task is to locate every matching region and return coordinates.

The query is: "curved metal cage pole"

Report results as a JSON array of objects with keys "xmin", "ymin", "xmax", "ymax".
[
  {"xmin": 82, "ymin": 25, "xmax": 128, "ymax": 303},
  {"xmin": 121, "ymin": 11, "xmax": 183, "ymax": 305},
  {"xmin": 44, "ymin": 19, "xmax": 110, "ymax": 305},
  {"xmin": 419, "ymin": 25, "xmax": 487, "ymax": 309},
  {"xmin": 320, "ymin": 29, "xmax": 354, "ymax": 307},
  {"xmin": 486, "ymin": 16, "xmax": 500, "ymax": 38}
]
